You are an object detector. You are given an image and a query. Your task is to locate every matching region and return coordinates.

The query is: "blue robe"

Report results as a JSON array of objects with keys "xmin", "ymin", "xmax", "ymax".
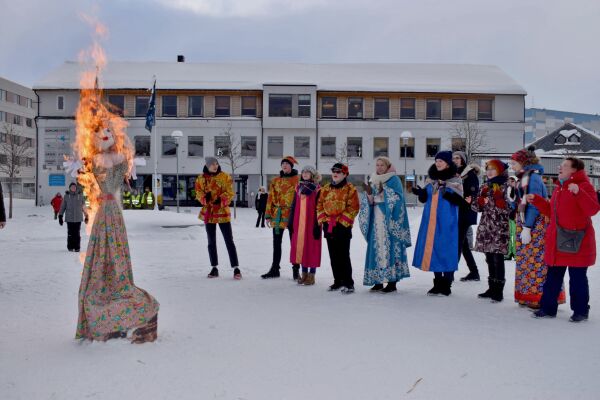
[
  {"xmin": 359, "ymin": 175, "xmax": 411, "ymax": 285},
  {"xmin": 412, "ymin": 181, "xmax": 460, "ymax": 273}
]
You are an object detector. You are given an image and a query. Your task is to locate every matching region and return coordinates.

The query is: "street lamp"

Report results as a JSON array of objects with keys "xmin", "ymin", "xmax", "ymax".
[
  {"xmin": 400, "ymin": 130, "xmax": 413, "ymax": 196},
  {"xmin": 171, "ymin": 130, "xmax": 183, "ymax": 213}
]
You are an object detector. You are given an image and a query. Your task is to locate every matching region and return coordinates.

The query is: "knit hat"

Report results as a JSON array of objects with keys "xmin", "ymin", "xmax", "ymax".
[
  {"xmin": 511, "ymin": 145, "xmax": 538, "ymax": 166},
  {"xmin": 281, "ymin": 156, "xmax": 298, "ymax": 167},
  {"xmin": 486, "ymin": 159, "xmax": 508, "ymax": 174},
  {"xmin": 69, "ymin": 182, "xmax": 77, "ymax": 189},
  {"xmin": 435, "ymin": 150, "xmax": 453, "ymax": 166},
  {"xmin": 205, "ymin": 156, "xmax": 218, "ymax": 167},
  {"xmin": 453, "ymin": 151, "xmax": 467, "ymax": 166},
  {"xmin": 301, "ymin": 165, "xmax": 321, "ymax": 182},
  {"xmin": 331, "ymin": 162, "xmax": 349, "ymax": 175}
]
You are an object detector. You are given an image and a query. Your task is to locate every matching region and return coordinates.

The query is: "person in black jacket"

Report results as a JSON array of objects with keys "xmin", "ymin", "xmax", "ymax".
[
  {"xmin": 453, "ymin": 151, "xmax": 481, "ymax": 281},
  {"xmin": 0, "ymin": 182, "xmax": 6, "ymax": 229},
  {"xmin": 255, "ymin": 186, "xmax": 268, "ymax": 228}
]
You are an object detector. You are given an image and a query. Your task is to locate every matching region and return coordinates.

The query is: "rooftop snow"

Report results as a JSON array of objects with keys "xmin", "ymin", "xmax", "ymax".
[{"xmin": 33, "ymin": 62, "xmax": 527, "ymax": 95}]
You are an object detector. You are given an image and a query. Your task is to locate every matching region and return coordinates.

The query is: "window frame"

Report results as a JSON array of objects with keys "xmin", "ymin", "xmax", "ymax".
[
  {"xmin": 268, "ymin": 94, "xmax": 293, "ymax": 117},
  {"xmin": 161, "ymin": 136, "xmax": 177, "ymax": 157},
  {"xmin": 241, "ymin": 96, "xmax": 257, "ymax": 117},
  {"xmin": 399, "ymin": 137, "xmax": 415, "ymax": 158},
  {"xmin": 267, "ymin": 136, "xmax": 284, "ymax": 158},
  {"xmin": 400, "ymin": 98, "xmax": 416, "ymax": 119},
  {"xmin": 426, "ymin": 99, "xmax": 441, "ymax": 120},
  {"xmin": 374, "ymin": 97, "xmax": 390, "ymax": 119},
  {"xmin": 347, "ymin": 137, "xmax": 363, "ymax": 158},
  {"xmin": 188, "ymin": 135, "xmax": 204, "ymax": 157},
  {"xmin": 188, "ymin": 96, "xmax": 204, "ymax": 117},
  {"xmin": 320, "ymin": 137, "xmax": 336, "ymax": 158},
  {"xmin": 321, "ymin": 96, "xmax": 337, "ymax": 118},
  {"xmin": 135, "ymin": 96, "xmax": 150, "ymax": 117},
  {"xmin": 134, "ymin": 136, "xmax": 151, "ymax": 157},
  {"xmin": 348, "ymin": 97, "xmax": 364, "ymax": 119},
  {"xmin": 477, "ymin": 99, "xmax": 493, "ymax": 121},
  {"xmin": 294, "ymin": 136, "xmax": 311, "ymax": 158},
  {"xmin": 241, "ymin": 136, "xmax": 257, "ymax": 157},
  {"xmin": 426, "ymin": 138, "xmax": 441, "ymax": 158},
  {"xmin": 108, "ymin": 95, "xmax": 125, "ymax": 117},
  {"xmin": 215, "ymin": 96, "xmax": 231, "ymax": 117},
  {"xmin": 373, "ymin": 137, "xmax": 389, "ymax": 158},
  {"xmin": 161, "ymin": 95, "xmax": 178, "ymax": 117},
  {"xmin": 297, "ymin": 94, "xmax": 311, "ymax": 118},
  {"xmin": 452, "ymin": 99, "xmax": 467, "ymax": 120}
]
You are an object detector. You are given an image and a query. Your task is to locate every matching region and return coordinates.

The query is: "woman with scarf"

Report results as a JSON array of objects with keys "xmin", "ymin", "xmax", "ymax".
[
  {"xmin": 288, "ymin": 166, "xmax": 322, "ymax": 285},
  {"xmin": 359, "ymin": 156, "xmax": 411, "ymax": 293}
]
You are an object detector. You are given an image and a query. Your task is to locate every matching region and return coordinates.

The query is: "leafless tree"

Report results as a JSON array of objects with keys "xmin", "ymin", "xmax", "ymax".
[
  {"xmin": 450, "ymin": 120, "xmax": 494, "ymax": 161},
  {"xmin": 0, "ymin": 123, "xmax": 35, "ymax": 219},
  {"xmin": 335, "ymin": 142, "xmax": 357, "ymax": 167},
  {"xmin": 214, "ymin": 123, "xmax": 254, "ymax": 218}
]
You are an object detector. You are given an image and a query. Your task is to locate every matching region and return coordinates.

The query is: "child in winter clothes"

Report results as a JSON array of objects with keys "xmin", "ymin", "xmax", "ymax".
[
  {"xmin": 51, "ymin": 193, "xmax": 63, "ymax": 219},
  {"xmin": 470, "ymin": 160, "xmax": 512, "ymax": 302},
  {"xmin": 288, "ymin": 166, "xmax": 322, "ymax": 285},
  {"xmin": 317, "ymin": 163, "xmax": 360, "ymax": 293}
]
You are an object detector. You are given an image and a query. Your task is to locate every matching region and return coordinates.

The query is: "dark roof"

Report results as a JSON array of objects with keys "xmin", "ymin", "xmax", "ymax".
[{"xmin": 530, "ymin": 122, "xmax": 600, "ymax": 154}]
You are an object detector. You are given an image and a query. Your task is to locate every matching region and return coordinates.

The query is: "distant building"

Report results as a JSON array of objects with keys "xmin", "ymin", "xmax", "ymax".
[
  {"xmin": 525, "ymin": 108, "xmax": 600, "ymax": 144},
  {"xmin": 0, "ymin": 77, "xmax": 36, "ymax": 199},
  {"xmin": 34, "ymin": 61, "xmax": 526, "ymax": 207}
]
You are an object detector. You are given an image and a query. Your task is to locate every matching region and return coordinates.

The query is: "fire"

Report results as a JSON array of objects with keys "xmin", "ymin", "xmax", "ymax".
[{"xmin": 73, "ymin": 17, "xmax": 134, "ymax": 234}]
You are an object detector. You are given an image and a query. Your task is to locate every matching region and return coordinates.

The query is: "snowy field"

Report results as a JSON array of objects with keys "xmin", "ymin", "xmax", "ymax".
[{"xmin": 1, "ymin": 199, "xmax": 599, "ymax": 400}]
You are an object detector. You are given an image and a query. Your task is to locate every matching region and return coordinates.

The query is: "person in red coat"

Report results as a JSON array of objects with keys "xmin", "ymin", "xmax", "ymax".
[
  {"xmin": 50, "ymin": 192, "xmax": 63, "ymax": 220},
  {"xmin": 527, "ymin": 157, "xmax": 600, "ymax": 322}
]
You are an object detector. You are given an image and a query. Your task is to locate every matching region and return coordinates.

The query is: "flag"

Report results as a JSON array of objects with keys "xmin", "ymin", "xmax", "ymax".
[{"xmin": 145, "ymin": 80, "xmax": 156, "ymax": 132}]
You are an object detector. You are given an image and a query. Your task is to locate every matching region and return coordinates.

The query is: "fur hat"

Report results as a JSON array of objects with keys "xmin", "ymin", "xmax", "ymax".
[
  {"xmin": 511, "ymin": 145, "xmax": 539, "ymax": 166},
  {"xmin": 331, "ymin": 162, "xmax": 349, "ymax": 175},
  {"xmin": 301, "ymin": 165, "xmax": 321, "ymax": 182},
  {"xmin": 281, "ymin": 156, "xmax": 298, "ymax": 167},
  {"xmin": 453, "ymin": 151, "xmax": 467, "ymax": 165},
  {"xmin": 205, "ymin": 156, "xmax": 218, "ymax": 167},
  {"xmin": 486, "ymin": 159, "xmax": 508, "ymax": 174},
  {"xmin": 435, "ymin": 150, "xmax": 453, "ymax": 166}
]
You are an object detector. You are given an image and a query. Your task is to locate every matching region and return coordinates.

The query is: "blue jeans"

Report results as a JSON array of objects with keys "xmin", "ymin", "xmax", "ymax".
[{"xmin": 540, "ymin": 266, "xmax": 589, "ymax": 316}]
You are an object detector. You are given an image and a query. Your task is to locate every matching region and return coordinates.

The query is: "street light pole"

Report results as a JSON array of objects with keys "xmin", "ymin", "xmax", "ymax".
[{"xmin": 171, "ymin": 130, "xmax": 183, "ymax": 213}]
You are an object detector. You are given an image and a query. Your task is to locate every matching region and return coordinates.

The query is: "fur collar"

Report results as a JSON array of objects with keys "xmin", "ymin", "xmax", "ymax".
[{"xmin": 370, "ymin": 171, "xmax": 396, "ymax": 185}]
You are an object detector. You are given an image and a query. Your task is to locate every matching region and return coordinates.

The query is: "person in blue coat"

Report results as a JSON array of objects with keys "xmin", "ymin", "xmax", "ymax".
[
  {"xmin": 359, "ymin": 157, "xmax": 411, "ymax": 293},
  {"xmin": 412, "ymin": 151, "xmax": 464, "ymax": 296}
]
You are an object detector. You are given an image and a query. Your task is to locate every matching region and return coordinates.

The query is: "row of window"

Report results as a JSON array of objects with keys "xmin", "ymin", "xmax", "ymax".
[
  {"xmin": 102, "ymin": 94, "xmax": 493, "ymax": 121},
  {"xmin": 133, "ymin": 135, "xmax": 455, "ymax": 159},
  {"xmin": 0, "ymin": 132, "xmax": 34, "ymax": 147},
  {"xmin": 0, "ymin": 154, "xmax": 35, "ymax": 166},
  {"xmin": 0, "ymin": 89, "xmax": 34, "ymax": 108},
  {"xmin": 0, "ymin": 111, "xmax": 33, "ymax": 128}
]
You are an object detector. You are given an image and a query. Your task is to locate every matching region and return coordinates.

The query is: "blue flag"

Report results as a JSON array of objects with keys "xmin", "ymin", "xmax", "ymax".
[{"xmin": 145, "ymin": 80, "xmax": 156, "ymax": 132}]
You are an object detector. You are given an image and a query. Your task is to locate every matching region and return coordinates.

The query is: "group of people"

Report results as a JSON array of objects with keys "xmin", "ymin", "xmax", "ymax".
[{"xmin": 121, "ymin": 187, "xmax": 155, "ymax": 209}]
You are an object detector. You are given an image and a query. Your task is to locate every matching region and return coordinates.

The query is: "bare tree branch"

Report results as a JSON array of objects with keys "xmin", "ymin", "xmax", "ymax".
[{"xmin": 450, "ymin": 121, "xmax": 495, "ymax": 161}]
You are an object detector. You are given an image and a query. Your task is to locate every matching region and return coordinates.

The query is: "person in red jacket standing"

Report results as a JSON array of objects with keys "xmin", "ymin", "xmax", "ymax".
[
  {"xmin": 527, "ymin": 157, "xmax": 600, "ymax": 322},
  {"xmin": 50, "ymin": 192, "xmax": 63, "ymax": 220}
]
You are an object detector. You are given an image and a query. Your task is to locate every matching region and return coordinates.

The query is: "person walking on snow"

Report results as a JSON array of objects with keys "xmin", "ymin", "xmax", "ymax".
[
  {"xmin": 255, "ymin": 186, "xmax": 268, "ymax": 228},
  {"xmin": 50, "ymin": 192, "xmax": 63, "ymax": 220},
  {"xmin": 195, "ymin": 157, "xmax": 241, "ymax": 280},
  {"xmin": 58, "ymin": 182, "xmax": 88, "ymax": 252}
]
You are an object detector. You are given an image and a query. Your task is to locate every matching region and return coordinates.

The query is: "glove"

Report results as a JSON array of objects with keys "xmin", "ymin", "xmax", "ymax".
[
  {"xmin": 411, "ymin": 185, "xmax": 423, "ymax": 195},
  {"xmin": 520, "ymin": 227, "xmax": 532, "ymax": 245},
  {"xmin": 204, "ymin": 192, "xmax": 212, "ymax": 203},
  {"xmin": 58, "ymin": 215, "xmax": 63, "ymax": 226},
  {"xmin": 313, "ymin": 224, "xmax": 322, "ymax": 240}
]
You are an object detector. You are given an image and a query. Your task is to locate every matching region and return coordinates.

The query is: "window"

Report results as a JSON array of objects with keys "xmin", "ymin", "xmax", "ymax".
[
  {"xmin": 215, "ymin": 96, "xmax": 230, "ymax": 117},
  {"xmin": 373, "ymin": 137, "xmax": 389, "ymax": 157},
  {"xmin": 554, "ymin": 135, "xmax": 566, "ymax": 145},
  {"xmin": 19, "ymin": 96, "xmax": 28, "ymax": 107},
  {"xmin": 348, "ymin": 97, "xmax": 363, "ymax": 118},
  {"xmin": 426, "ymin": 99, "xmax": 441, "ymax": 119},
  {"xmin": 242, "ymin": 96, "xmax": 257, "ymax": 117},
  {"xmin": 321, "ymin": 137, "xmax": 336, "ymax": 158},
  {"xmin": 400, "ymin": 98, "xmax": 416, "ymax": 119},
  {"xmin": 28, "ymin": 98, "xmax": 33, "ymax": 108},
  {"xmin": 294, "ymin": 136, "xmax": 310, "ymax": 158},
  {"xmin": 0, "ymin": 154, "xmax": 6, "ymax": 164},
  {"xmin": 57, "ymin": 96, "xmax": 64, "ymax": 111},
  {"xmin": 298, "ymin": 95, "xmax": 311, "ymax": 117},
  {"xmin": 25, "ymin": 158, "xmax": 34, "ymax": 167},
  {"xmin": 400, "ymin": 138, "xmax": 415, "ymax": 158},
  {"xmin": 241, "ymin": 136, "xmax": 257, "ymax": 157},
  {"xmin": 426, "ymin": 138, "xmax": 441, "ymax": 157},
  {"xmin": 0, "ymin": 111, "xmax": 4, "ymax": 122},
  {"xmin": 188, "ymin": 96, "xmax": 204, "ymax": 116},
  {"xmin": 321, "ymin": 97, "xmax": 337, "ymax": 118},
  {"xmin": 451, "ymin": 137, "xmax": 466, "ymax": 152},
  {"xmin": 22, "ymin": 138, "xmax": 33, "ymax": 147},
  {"xmin": 374, "ymin": 98, "xmax": 389, "ymax": 119},
  {"xmin": 477, "ymin": 99, "xmax": 493, "ymax": 121},
  {"xmin": 268, "ymin": 136, "xmax": 283, "ymax": 158},
  {"xmin": 108, "ymin": 95, "xmax": 124, "ymax": 116},
  {"xmin": 0, "ymin": 89, "xmax": 4, "ymax": 101},
  {"xmin": 188, "ymin": 136, "xmax": 204, "ymax": 156},
  {"xmin": 568, "ymin": 134, "xmax": 580, "ymax": 143},
  {"xmin": 215, "ymin": 136, "xmax": 230, "ymax": 157},
  {"xmin": 25, "ymin": 118, "xmax": 33, "ymax": 128},
  {"xmin": 269, "ymin": 94, "xmax": 292, "ymax": 117},
  {"xmin": 347, "ymin": 137, "xmax": 363, "ymax": 158},
  {"xmin": 162, "ymin": 136, "xmax": 177, "ymax": 156},
  {"xmin": 136, "ymin": 96, "xmax": 150, "ymax": 117},
  {"xmin": 135, "ymin": 136, "xmax": 151, "ymax": 157},
  {"xmin": 162, "ymin": 95, "xmax": 177, "ymax": 117},
  {"xmin": 452, "ymin": 99, "xmax": 467, "ymax": 120},
  {"xmin": 10, "ymin": 114, "xmax": 21, "ymax": 125}
]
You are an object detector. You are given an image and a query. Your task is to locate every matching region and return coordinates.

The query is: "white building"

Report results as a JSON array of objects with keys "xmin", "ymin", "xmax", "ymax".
[
  {"xmin": 33, "ymin": 62, "xmax": 526, "ymax": 206},
  {"xmin": 0, "ymin": 77, "xmax": 36, "ymax": 199}
]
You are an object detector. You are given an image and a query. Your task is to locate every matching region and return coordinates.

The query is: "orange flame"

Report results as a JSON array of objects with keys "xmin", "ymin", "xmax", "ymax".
[{"xmin": 74, "ymin": 18, "xmax": 134, "ymax": 232}]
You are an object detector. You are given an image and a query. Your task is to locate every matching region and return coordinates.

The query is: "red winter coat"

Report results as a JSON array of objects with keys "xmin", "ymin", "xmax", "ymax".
[
  {"xmin": 531, "ymin": 170, "xmax": 600, "ymax": 267},
  {"xmin": 50, "ymin": 195, "xmax": 63, "ymax": 213}
]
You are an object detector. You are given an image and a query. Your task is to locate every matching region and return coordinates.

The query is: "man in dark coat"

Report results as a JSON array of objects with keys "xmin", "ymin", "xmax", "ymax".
[
  {"xmin": 58, "ymin": 182, "xmax": 88, "ymax": 252},
  {"xmin": 0, "ymin": 182, "xmax": 6, "ymax": 229},
  {"xmin": 255, "ymin": 186, "xmax": 268, "ymax": 228},
  {"xmin": 453, "ymin": 151, "xmax": 481, "ymax": 281}
]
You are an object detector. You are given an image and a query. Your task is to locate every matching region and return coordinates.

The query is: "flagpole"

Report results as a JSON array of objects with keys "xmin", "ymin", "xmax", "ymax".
[{"xmin": 154, "ymin": 113, "xmax": 159, "ymax": 212}]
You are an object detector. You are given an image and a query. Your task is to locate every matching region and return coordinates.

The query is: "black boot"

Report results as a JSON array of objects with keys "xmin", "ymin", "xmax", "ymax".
[
  {"xmin": 439, "ymin": 277, "xmax": 452, "ymax": 296},
  {"xmin": 261, "ymin": 267, "xmax": 280, "ymax": 279},
  {"xmin": 382, "ymin": 282, "xmax": 397, "ymax": 293},
  {"xmin": 292, "ymin": 265, "xmax": 300, "ymax": 280},
  {"xmin": 370, "ymin": 284, "xmax": 384, "ymax": 292},
  {"xmin": 490, "ymin": 279, "xmax": 505, "ymax": 303},
  {"xmin": 460, "ymin": 271, "xmax": 480, "ymax": 282},
  {"xmin": 427, "ymin": 278, "xmax": 443, "ymax": 296},
  {"xmin": 478, "ymin": 278, "xmax": 493, "ymax": 298},
  {"xmin": 207, "ymin": 267, "xmax": 219, "ymax": 278}
]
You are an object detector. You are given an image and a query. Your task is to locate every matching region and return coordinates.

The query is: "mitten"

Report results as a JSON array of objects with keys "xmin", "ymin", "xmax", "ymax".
[
  {"xmin": 520, "ymin": 227, "xmax": 531, "ymax": 245},
  {"xmin": 58, "ymin": 215, "xmax": 64, "ymax": 226}
]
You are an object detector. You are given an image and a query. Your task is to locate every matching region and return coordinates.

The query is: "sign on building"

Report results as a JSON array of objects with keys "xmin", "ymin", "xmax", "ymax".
[{"xmin": 44, "ymin": 128, "xmax": 72, "ymax": 168}]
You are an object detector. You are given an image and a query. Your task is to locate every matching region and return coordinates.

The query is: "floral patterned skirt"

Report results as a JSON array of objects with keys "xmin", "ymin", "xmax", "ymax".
[
  {"xmin": 514, "ymin": 215, "xmax": 565, "ymax": 307},
  {"xmin": 76, "ymin": 199, "xmax": 159, "ymax": 341}
]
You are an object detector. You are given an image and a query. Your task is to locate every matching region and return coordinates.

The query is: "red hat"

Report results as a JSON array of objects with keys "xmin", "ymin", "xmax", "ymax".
[
  {"xmin": 486, "ymin": 159, "xmax": 508, "ymax": 174},
  {"xmin": 511, "ymin": 146, "xmax": 537, "ymax": 165},
  {"xmin": 281, "ymin": 156, "xmax": 298, "ymax": 167}
]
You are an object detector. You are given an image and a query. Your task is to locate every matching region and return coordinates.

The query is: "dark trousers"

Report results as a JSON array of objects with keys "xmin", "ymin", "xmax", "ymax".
[
  {"xmin": 206, "ymin": 222, "xmax": 239, "ymax": 267},
  {"xmin": 434, "ymin": 271, "xmax": 455, "ymax": 281},
  {"xmin": 458, "ymin": 221, "xmax": 478, "ymax": 273},
  {"xmin": 271, "ymin": 228, "xmax": 299, "ymax": 269},
  {"xmin": 256, "ymin": 210, "xmax": 265, "ymax": 227},
  {"xmin": 54, "ymin": 211, "xmax": 58, "ymax": 220},
  {"xmin": 485, "ymin": 253, "xmax": 505, "ymax": 281},
  {"xmin": 67, "ymin": 222, "xmax": 81, "ymax": 251},
  {"xmin": 325, "ymin": 227, "xmax": 354, "ymax": 287},
  {"xmin": 540, "ymin": 266, "xmax": 589, "ymax": 316}
]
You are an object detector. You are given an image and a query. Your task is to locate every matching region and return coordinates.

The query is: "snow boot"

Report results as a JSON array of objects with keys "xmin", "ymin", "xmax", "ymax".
[
  {"xmin": 478, "ymin": 278, "xmax": 493, "ymax": 299},
  {"xmin": 341, "ymin": 286, "xmax": 355, "ymax": 294},
  {"xmin": 427, "ymin": 277, "xmax": 443, "ymax": 296},
  {"xmin": 532, "ymin": 309, "xmax": 556, "ymax": 319},
  {"xmin": 328, "ymin": 282, "xmax": 343, "ymax": 291},
  {"xmin": 261, "ymin": 267, "xmax": 280, "ymax": 279},
  {"xmin": 569, "ymin": 313, "xmax": 589, "ymax": 323},
  {"xmin": 439, "ymin": 277, "xmax": 452, "ymax": 296},
  {"xmin": 233, "ymin": 267, "xmax": 242, "ymax": 280},
  {"xmin": 292, "ymin": 265, "xmax": 300, "ymax": 280},
  {"xmin": 207, "ymin": 267, "xmax": 219, "ymax": 278},
  {"xmin": 460, "ymin": 271, "xmax": 480, "ymax": 282},
  {"xmin": 382, "ymin": 282, "xmax": 397, "ymax": 293},
  {"xmin": 304, "ymin": 273, "xmax": 315, "ymax": 286},
  {"xmin": 370, "ymin": 284, "xmax": 384, "ymax": 292},
  {"xmin": 298, "ymin": 271, "xmax": 308, "ymax": 285},
  {"xmin": 490, "ymin": 279, "xmax": 505, "ymax": 303}
]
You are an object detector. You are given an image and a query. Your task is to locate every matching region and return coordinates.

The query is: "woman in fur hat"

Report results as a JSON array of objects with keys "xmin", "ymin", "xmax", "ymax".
[
  {"xmin": 510, "ymin": 146, "xmax": 565, "ymax": 308},
  {"xmin": 359, "ymin": 156, "xmax": 411, "ymax": 293},
  {"xmin": 288, "ymin": 166, "xmax": 322, "ymax": 285}
]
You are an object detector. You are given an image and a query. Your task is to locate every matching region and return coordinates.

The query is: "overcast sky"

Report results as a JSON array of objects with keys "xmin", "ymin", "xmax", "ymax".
[{"xmin": 1, "ymin": 0, "xmax": 598, "ymax": 114}]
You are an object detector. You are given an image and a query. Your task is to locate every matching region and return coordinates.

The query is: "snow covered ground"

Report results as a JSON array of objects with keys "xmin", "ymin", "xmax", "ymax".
[{"xmin": 1, "ymin": 199, "xmax": 598, "ymax": 400}]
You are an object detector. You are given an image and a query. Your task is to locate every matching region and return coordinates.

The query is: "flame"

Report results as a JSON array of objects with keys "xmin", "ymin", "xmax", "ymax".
[{"xmin": 73, "ymin": 17, "xmax": 134, "ymax": 234}]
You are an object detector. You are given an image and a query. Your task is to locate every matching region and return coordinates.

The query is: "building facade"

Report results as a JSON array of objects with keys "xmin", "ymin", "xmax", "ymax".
[
  {"xmin": 0, "ymin": 77, "xmax": 36, "ymax": 199},
  {"xmin": 525, "ymin": 108, "xmax": 600, "ymax": 144},
  {"xmin": 34, "ymin": 62, "xmax": 526, "ymax": 206}
]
